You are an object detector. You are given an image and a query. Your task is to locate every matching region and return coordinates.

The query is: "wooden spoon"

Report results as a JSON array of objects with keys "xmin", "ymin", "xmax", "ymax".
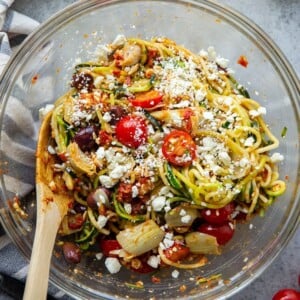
[{"xmin": 23, "ymin": 111, "xmax": 72, "ymax": 300}]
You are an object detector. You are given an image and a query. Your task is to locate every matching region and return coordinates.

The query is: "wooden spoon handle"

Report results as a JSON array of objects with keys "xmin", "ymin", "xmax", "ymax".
[{"xmin": 23, "ymin": 184, "xmax": 61, "ymax": 300}]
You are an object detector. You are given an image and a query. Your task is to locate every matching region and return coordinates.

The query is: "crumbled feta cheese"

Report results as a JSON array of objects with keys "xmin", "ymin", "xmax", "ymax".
[
  {"xmin": 239, "ymin": 157, "xmax": 250, "ymax": 168},
  {"xmin": 47, "ymin": 145, "xmax": 56, "ymax": 155},
  {"xmin": 179, "ymin": 209, "xmax": 187, "ymax": 216},
  {"xmin": 124, "ymin": 203, "xmax": 132, "ymax": 214},
  {"xmin": 110, "ymin": 165, "xmax": 128, "ymax": 179},
  {"xmin": 172, "ymin": 270, "xmax": 180, "ymax": 278},
  {"xmin": 103, "ymin": 112, "xmax": 112, "ymax": 122},
  {"xmin": 152, "ymin": 196, "xmax": 166, "ymax": 211},
  {"xmin": 95, "ymin": 252, "xmax": 103, "ymax": 260},
  {"xmin": 132, "ymin": 185, "xmax": 139, "ymax": 198},
  {"xmin": 244, "ymin": 136, "xmax": 255, "ymax": 147},
  {"xmin": 105, "ymin": 257, "xmax": 122, "ymax": 274},
  {"xmin": 203, "ymin": 111, "xmax": 214, "ymax": 120},
  {"xmin": 216, "ymin": 56, "xmax": 229, "ymax": 69},
  {"xmin": 97, "ymin": 215, "xmax": 108, "ymax": 228},
  {"xmin": 218, "ymin": 151, "xmax": 231, "ymax": 165},
  {"xmin": 207, "ymin": 46, "xmax": 216, "ymax": 61},
  {"xmin": 147, "ymin": 255, "xmax": 161, "ymax": 268},
  {"xmin": 270, "ymin": 152, "xmax": 284, "ymax": 163},
  {"xmin": 199, "ymin": 49, "xmax": 208, "ymax": 58},
  {"xmin": 96, "ymin": 147, "xmax": 106, "ymax": 160},
  {"xmin": 111, "ymin": 34, "xmax": 127, "ymax": 47},
  {"xmin": 249, "ymin": 106, "xmax": 267, "ymax": 118},
  {"xmin": 39, "ymin": 104, "xmax": 54, "ymax": 120},
  {"xmin": 99, "ymin": 175, "xmax": 116, "ymax": 188},
  {"xmin": 95, "ymin": 45, "xmax": 110, "ymax": 61},
  {"xmin": 181, "ymin": 215, "xmax": 192, "ymax": 224}
]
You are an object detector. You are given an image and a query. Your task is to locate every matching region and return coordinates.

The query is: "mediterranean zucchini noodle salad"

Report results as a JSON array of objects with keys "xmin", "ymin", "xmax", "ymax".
[{"xmin": 40, "ymin": 35, "xmax": 286, "ymax": 275}]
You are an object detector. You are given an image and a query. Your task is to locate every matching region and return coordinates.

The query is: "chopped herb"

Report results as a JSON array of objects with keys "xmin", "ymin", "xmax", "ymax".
[
  {"xmin": 281, "ymin": 126, "xmax": 287, "ymax": 138},
  {"xmin": 222, "ymin": 121, "xmax": 231, "ymax": 129}
]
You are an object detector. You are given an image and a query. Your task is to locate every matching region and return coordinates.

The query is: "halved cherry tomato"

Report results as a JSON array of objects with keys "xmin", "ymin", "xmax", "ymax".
[
  {"xmin": 131, "ymin": 90, "xmax": 163, "ymax": 109},
  {"xmin": 197, "ymin": 222, "xmax": 235, "ymax": 245},
  {"xmin": 272, "ymin": 289, "xmax": 300, "ymax": 300},
  {"xmin": 163, "ymin": 241, "xmax": 190, "ymax": 262},
  {"xmin": 162, "ymin": 130, "xmax": 196, "ymax": 167},
  {"xmin": 100, "ymin": 239, "xmax": 122, "ymax": 257},
  {"xmin": 201, "ymin": 203, "xmax": 235, "ymax": 225},
  {"xmin": 68, "ymin": 214, "xmax": 84, "ymax": 230},
  {"xmin": 115, "ymin": 115, "xmax": 147, "ymax": 148}
]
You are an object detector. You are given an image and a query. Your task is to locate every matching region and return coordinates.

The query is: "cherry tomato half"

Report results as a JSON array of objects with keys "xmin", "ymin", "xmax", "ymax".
[
  {"xmin": 68, "ymin": 214, "xmax": 84, "ymax": 230},
  {"xmin": 100, "ymin": 239, "xmax": 122, "ymax": 257},
  {"xmin": 164, "ymin": 241, "xmax": 190, "ymax": 262},
  {"xmin": 197, "ymin": 222, "xmax": 235, "ymax": 245},
  {"xmin": 131, "ymin": 90, "xmax": 163, "ymax": 109},
  {"xmin": 162, "ymin": 130, "xmax": 196, "ymax": 167},
  {"xmin": 115, "ymin": 115, "xmax": 147, "ymax": 148},
  {"xmin": 272, "ymin": 289, "xmax": 300, "ymax": 300},
  {"xmin": 201, "ymin": 203, "xmax": 235, "ymax": 225}
]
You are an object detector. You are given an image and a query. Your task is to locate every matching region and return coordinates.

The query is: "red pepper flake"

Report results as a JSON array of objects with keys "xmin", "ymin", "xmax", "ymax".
[
  {"xmin": 151, "ymin": 276, "xmax": 161, "ymax": 284},
  {"xmin": 31, "ymin": 74, "xmax": 39, "ymax": 84},
  {"xmin": 237, "ymin": 55, "xmax": 249, "ymax": 68}
]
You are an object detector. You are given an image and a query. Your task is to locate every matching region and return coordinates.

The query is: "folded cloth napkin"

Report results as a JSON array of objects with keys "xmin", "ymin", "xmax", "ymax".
[{"xmin": 0, "ymin": 1, "xmax": 71, "ymax": 299}]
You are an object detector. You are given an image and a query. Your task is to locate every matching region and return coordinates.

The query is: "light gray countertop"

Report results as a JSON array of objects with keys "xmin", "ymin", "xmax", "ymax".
[{"xmin": 10, "ymin": 0, "xmax": 300, "ymax": 299}]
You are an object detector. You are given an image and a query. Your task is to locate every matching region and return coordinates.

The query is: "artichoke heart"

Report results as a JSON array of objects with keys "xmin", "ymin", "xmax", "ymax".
[
  {"xmin": 63, "ymin": 95, "xmax": 76, "ymax": 125},
  {"xmin": 116, "ymin": 220, "xmax": 164, "ymax": 256},
  {"xmin": 51, "ymin": 103, "xmax": 67, "ymax": 154},
  {"xmin": 185, "ymin": 232, "xmax": 220, "ymax": 255},
  {"xmin": 165, "ymin": 206, "xmax": 199, "ymax": 228},
  {"xmin": 67, "ymin": 142, "xmax": 96, "ymax": 176}
]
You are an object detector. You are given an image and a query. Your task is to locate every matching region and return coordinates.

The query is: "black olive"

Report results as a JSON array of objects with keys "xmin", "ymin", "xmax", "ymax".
[
  {"xmin": 62, "ymin": 242, "xmax": 81, "ymax": 264},
  {"xmin": 109, "ymin": 106, "xmax": 127, "ymax": 125},
  {"xmin": 74, "ymin": 125, "xmax": 97, "ymax": 152},
  {"xmin": 71, "ymin": 72, "xmax": 94, "ymax": 92}
]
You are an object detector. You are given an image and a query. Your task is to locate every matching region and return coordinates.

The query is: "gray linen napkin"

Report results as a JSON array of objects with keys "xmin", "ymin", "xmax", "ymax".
[{"xmin": 0, "ymin": 1, "xmax": 71, "ymax": 299}]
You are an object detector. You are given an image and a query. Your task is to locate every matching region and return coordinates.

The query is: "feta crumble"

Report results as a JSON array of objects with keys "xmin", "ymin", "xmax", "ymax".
[{"xmin": 105, "ymin": 257, "xmax": 122, "ymax": 274}]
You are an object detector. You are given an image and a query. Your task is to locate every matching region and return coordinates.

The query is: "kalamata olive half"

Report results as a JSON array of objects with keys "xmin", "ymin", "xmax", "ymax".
[
  {"xmin": 62, "ymin": 242, "xmax": 81, "ymax": 264},
  {"xmin": 71, "ymin": 72, "xmax": 94, "ymax": 92},
  {"xmin": 74, "ymin": 125, "xmax": 97, "ymax": 151},
  {"xmin": 109, "ymin": 106, "xmax": 127, "ymax": 125},
  {"xmin": 87, "ymin": 188, "xmax": 110, "ymax": 210}
]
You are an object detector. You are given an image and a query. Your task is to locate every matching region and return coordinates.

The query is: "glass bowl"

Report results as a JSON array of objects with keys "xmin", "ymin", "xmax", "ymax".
[{"xmin": 0, "ymin": 0, "xmax": 299, "ymax": 299}]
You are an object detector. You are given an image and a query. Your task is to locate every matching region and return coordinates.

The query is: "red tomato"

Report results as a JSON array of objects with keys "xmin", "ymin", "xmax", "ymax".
[
  {"xmin": 115, "ymin": 115, "xmax": 147, "ymax": 148},
  {"xmin": 162, "ymin": 130, "xmax": 196, "ymax": 167},
  {"xmin": 131, "ymin": 90, "xmax": 163, "ymax": 109},
  {"xmin": 100, "ymin": 239, "xmax": 122, "ymax": 257},
  {"xmin": 237, "ymin": 55, "xmax": 248, "ymax": 68},
  {"xmin": 163, "ymin": 241, "xmax": 190, "ymax": 262},
  {"xmin": 197, "ymin": 222, "xmax": 235, "ymax": 245},
  {"xmin": 182, "ymin": 108, "xmax": 194, "ymax": 132},
  {"xmin": 201, "ymin": 203, "xmax": 235, "ymax": 225},
  {"xmin": 98, "ymin": 130, "xmax": 112, "ymax": 146},
  {"xmin": 68, "ymin": 214, "xmax": 84, "ymax": 230},
  {"xmin": 272, "ymin": 289, "xmax": 300, "ymax": 300}
]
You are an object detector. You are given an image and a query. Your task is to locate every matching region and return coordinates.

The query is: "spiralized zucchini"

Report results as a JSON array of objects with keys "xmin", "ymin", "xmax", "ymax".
[{"xmin": 42, "ymin": 35, "xmax": 286, "ymax": 275}]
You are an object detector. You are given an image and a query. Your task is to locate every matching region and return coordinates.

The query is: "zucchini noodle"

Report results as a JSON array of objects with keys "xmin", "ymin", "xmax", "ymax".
[{"xmin": 40, "ymin": 35, "xmax": 286, "ymax": 275}]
